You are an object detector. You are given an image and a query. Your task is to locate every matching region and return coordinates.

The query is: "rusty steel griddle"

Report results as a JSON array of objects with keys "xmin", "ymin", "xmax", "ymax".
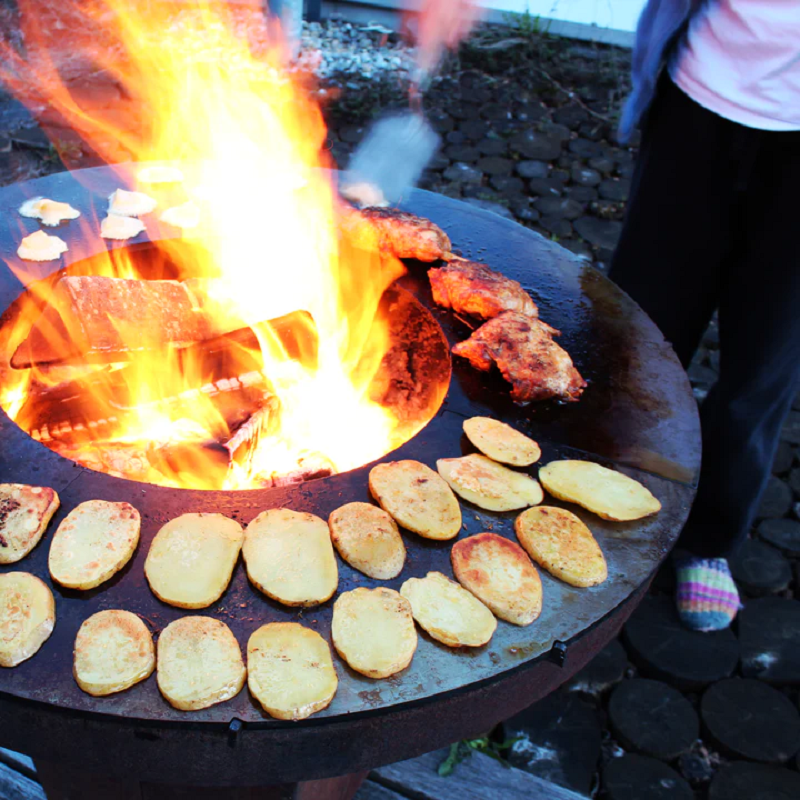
[{"xmin": 0, "ymin": 165, "xmax": 700, "ymax": 786}]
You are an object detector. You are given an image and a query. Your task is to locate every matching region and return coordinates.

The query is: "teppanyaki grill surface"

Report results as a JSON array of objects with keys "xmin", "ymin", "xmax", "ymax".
[{"xmin": 0, "ymin": 166, "xmax": 699, "ymax": 730}]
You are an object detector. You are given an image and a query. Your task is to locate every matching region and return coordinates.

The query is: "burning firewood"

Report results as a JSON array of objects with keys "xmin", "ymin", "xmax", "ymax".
[
  {"xmin": 48, "ymin": 391, "xmax": 280, "ymax": 488},
  {"xmin": 12, "ymin": 275, "xmax": 319, "ymax": 370},
  {"xmin": 12, "ymin": 276, "xmax": 213, "ymax": 369},
  {"xmin": 22, "ymin": 368, "xmax": 274, "ymax": 448}
]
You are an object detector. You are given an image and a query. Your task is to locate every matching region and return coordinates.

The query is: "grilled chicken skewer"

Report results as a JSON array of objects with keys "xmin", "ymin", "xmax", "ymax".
[
  {"xmin": 453, "ymin": 312, "xmax": 586, "ymax": 404},
  {"xmin": 338, "ymin": 204, "xmax": 452, "ymax": 263},
  {"xmin": 429, "ymin": 260, "xmax": 538, "ymax": 320}
]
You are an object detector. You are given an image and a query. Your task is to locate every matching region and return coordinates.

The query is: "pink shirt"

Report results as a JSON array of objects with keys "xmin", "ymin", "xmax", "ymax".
[{"xmin": 670, "ymin": 0, "xmax": 800, "ymax": 130}]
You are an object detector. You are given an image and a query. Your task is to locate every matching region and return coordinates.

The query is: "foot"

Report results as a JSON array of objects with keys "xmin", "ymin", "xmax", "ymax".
[{"xmin": 674, "ymin": 556, "xmax": 740, "ymax": 632}]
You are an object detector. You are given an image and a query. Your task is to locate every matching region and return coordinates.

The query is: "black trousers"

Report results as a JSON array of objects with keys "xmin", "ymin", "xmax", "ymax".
[{"xmin": 609, "ymin": 76, "xmax": 800, "ymax": 559}]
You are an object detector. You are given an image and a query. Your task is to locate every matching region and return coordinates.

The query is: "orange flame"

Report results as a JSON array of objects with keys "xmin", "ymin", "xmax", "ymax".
[{"xmin": 0, "ymin": 0, "xmax": 420, "ymax": 489}]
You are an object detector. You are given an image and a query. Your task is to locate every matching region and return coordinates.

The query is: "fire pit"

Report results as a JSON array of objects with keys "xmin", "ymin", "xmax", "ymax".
[
  {"xmin": 0, "ymin": 229, "xmax": 452, "ymax": 491},
  {"xmin": 0, "ymin": 162, "xmax": 700, "ymax": 795}
]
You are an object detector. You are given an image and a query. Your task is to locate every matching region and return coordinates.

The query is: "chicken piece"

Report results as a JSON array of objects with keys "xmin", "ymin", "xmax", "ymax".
[
  {"xmin": 359, "ymin": 207, "xmax": 452, "ymax": 262},
  {"xmin": 453, "ymin": 312, "xmax": 586, "ymax": 404},
  {"xmin": 429, "ymin": 260, "xmax": 538, "ymax": 320}
]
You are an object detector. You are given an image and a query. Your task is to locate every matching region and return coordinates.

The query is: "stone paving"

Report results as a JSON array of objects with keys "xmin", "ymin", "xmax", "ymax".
[{"xmin": 0, "ymin": 17, "xmax": 799, "ymax": 800}]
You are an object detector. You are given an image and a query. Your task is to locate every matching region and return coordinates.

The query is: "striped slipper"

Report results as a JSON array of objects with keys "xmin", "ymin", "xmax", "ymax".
[{"xmin": 675, "ymin": 557, "xmax": 741, "ymax": 632}]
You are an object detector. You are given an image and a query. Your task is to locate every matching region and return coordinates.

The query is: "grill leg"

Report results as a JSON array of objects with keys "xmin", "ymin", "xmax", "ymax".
[{"xmin": 34, "ymin": 760, "xmax": 368, "ymax": 800}]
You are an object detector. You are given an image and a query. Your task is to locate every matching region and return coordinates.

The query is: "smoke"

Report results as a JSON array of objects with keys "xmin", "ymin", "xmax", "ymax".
[{"xmin": 408, "ymin": 0, "xmax": 481, "ymax": 83}]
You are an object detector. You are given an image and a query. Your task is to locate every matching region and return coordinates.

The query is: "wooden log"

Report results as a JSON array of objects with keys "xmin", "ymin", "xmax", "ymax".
[
  {"xmin": 12, "ymin": 276, "xmax": 213, "ymax": 369},
  {"xmin": 22, "ymin": 370, "xmax": 273, "ymax": 447},
  {"xmin": 11, "ymin": 276, "xmax": 317, "ymax": 371}
]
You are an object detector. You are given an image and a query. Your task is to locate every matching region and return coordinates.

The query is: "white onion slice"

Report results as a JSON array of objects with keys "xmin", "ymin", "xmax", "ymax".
[
  {"xmin": 108, "ymin": 188, "xmax": 157, "ymax": 217},
  {"xmin": 19, "ymin": 197, "xmax": 80, "ymax": 226},
  {"xmin": 17, "ymin": 230, "xmax": 68, "ymax": 261}
]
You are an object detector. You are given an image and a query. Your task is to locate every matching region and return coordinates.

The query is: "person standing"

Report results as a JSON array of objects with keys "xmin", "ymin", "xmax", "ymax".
[{"xmin": 610, "ymin": 0, "xmax": 800, "ymax": 631}]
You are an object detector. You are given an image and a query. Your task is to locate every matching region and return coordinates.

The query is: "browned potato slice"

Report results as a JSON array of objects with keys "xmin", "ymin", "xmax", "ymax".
[
  {"xmin": 157, "ymin": 616, "xmax": 245, "ymax": 710},
  {"xmin": 0, "ymin": 483, "xmax": 60, "ymax": 564},
  {"xmin": 451, "ymin": 533, "xmax": 542, "ymax": 626},
  {"xmin": 49, "ymin": 500, "xmax": 140, "ymax": 590},
  {"xmin": 368, "ymin": 460, "xmax": 461, "ymax": 540},
  {"xmin": 0, "ymin": 572, "xmax": 55, "ymax": 667},
  {"xmin": 247, "ymin": 623, "xmax": 338, "ymax": 720},
  {"xmin": 332, "ymin": 587, "xmax": 417, "ymax": 678},
  {"xmin": 328, "ymin": 502, "xmax": 405, "ymax": 580},
  {"xmin": 463, "ymin": 417, "xmax": 541, "ymax": 467},
  {"xmin": 144, "ymin": 513, "xmax": 243, "ymax": 609},
  {"xmin": 538, "ymin": 460, "xmax": 661, "ymax": 521},
  {"xmin": 400, "ymin": 571, "xmax": 496, "ymax": 647},
  {"xmin": 437, "ymin": 454, "xmax": 543, "ymax": 512},
  {"xmin": 73, "ymin": 610, "xmax": 155, "ymax": 696},
  {"xmin": 243, "ymin": 509, "xmax": 338, "ymax": 606},
  {"xmin": 515, "ymin": 506, "xmax": 607, "ymax": 587}
]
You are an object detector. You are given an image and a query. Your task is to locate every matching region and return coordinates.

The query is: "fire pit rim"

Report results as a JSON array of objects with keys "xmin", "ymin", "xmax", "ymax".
[{"xmin": 0, "ymin": 166, "xmax": 699, "ymax": 750}]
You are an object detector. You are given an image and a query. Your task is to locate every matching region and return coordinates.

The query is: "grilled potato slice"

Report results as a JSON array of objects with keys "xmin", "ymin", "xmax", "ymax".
[
  {"xmin": 437, "ymin": 454, "xmax": 543, "ymax": 512},
  {"xmin": 73, "ymin": 610, "xmax": 155, "ymax": 696},
  {"xmin": 0, "ymin": 572, "xmax": 55, "ymax": 667},
  {"xmin": 368, "ymin": 460, "xmax": 461, "ymax": 540},
  {"xmin": 145, "ymin": 513, "xmax": 243, "ymax": 609},
  {"xmin": 538, "ymin": 460, "xmax": 661, "ymax": 521},
  {"xmin": 515, "ymin": 506, "xmax": 607, "ymax": 587},
  {"xmin": 49, "ymin": 500, "xmax": 140, "ymax": 590},
  {"xmin": 463, "ymin": 417, "xmax": 541, "ymax": 467},
  {"xmin": 248, "ymin": 623, "xmax": 338, "ymax": 720},
  {"xmin": 332, "ymin": 587, "xmax": 417, "ymax": 678},
  {"xmin": 400, "ymin": 571, "xmax": 496, "ymax": 647},
  {"xmin": 328, "ymin": 502, "xmax": 406, "ymax": 580},
  {"xmin": 156, "ymin": 616, "xmax": 245, "ymax": 710},
  {"xmin": 451, "ymin": 533, "xmax": 542, "ymax": 626},
  {"xmin": 243, "ymin": 509, "xmax": 338, "ymax": 606},
  {"xmin": 0, "ymin": 483, "xmax": 60, "ymax": 564}
]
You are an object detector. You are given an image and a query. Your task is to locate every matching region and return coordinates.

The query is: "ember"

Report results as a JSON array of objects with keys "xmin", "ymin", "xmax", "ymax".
[{"xmin": 0, "ymin": 0, "xmax": 450, "ymax": 489}]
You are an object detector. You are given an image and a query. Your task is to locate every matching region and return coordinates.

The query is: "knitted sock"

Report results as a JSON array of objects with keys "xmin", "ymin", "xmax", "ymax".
[{"xmin": 674, "ymin": 557, "xmax": 740, "ymax": 632}]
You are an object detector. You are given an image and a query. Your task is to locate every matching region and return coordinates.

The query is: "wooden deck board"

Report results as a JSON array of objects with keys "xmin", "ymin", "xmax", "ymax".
[
  {"xmin": 0, "ymin": 749, "xmax": 36, "ymax": 781},
  {"xmin": 0, "ymin": 761, "xmax": 46, "ymax": 800},
  {"xmin": 353, "ymin": 781, "xmax": 408, "ymax": 800},
  {"xmin": 371, "ymin": 749, "xmax": 588, "ymax": 800}
]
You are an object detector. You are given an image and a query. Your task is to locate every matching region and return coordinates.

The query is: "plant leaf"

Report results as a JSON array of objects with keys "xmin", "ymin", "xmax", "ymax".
[{"xmin": 437, "ymin": 742, "xmax": 463, "ymax": 777}]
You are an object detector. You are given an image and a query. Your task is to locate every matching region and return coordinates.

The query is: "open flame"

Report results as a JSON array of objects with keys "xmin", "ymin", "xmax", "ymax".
[{"xmin": 0, "ymin": 0, "xmax": 429, "ymax": 489}]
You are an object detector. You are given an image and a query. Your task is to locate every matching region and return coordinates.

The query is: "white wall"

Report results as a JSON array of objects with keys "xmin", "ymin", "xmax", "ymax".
[
  {"xmin": 322, "ymin": 0, "xmax": 646, "ymax": 45},
  {"xmin": 485, "ymin": 0, "xmax": 645, "ymax": 33}
]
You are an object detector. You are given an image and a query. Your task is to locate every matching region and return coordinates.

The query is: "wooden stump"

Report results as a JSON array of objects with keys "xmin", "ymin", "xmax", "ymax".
[
  {"xmin": 708, "ymin": 762, "xmax": 800, "ymax": 800},
  {"xmin": 701, "ymin": 679, "xmax": 800, "ymax": 764},
  {"xmin": 739, "ymin": 598, "xmax": 800, "ymax": 685},
  {"xmin": 603, "ymin": 754, "xmax": 692, "ymax": 800},
  {"xmin": 608, "ymin": 679, "xmax": 698, "ymax": 760},
  {"xmin": 757, "ymin": 518, "xmax": 800, "ymax": 556},
  {"xmin": 622, "ymin": 596, "xmax": 738, "ymax": 690},
  {"xmin": 729, "ymin": 539, "xmax": 792, "ymax": 596}
]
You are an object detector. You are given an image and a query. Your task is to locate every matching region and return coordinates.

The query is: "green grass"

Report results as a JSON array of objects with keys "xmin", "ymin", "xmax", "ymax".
[{"xmin": 437, "ymin": 735, "xmax": 520, "ymax": 777}]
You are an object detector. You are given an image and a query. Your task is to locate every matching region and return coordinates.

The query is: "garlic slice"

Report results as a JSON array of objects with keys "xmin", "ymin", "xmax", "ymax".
[
  {"xmin": 108, "ymin": 188, "xmax": 157, "ymax": 217},
  {"xmin": 17, "ymin": 230, "xmax": 68, "ymax": 261},
  {"xmin": 100, "ymin": 215, "xmax": 146, "ymax": 241},
  {"xmin": 19, "ymin": 197, "xmax": 81, "ymax": 227},
  {"xmin": 138, "ymin": 165, "xmax": 184, "ymax": 185},
  {"xmin": 159, "ymin": 201, "xmax": 200, "ymax": 229}
]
